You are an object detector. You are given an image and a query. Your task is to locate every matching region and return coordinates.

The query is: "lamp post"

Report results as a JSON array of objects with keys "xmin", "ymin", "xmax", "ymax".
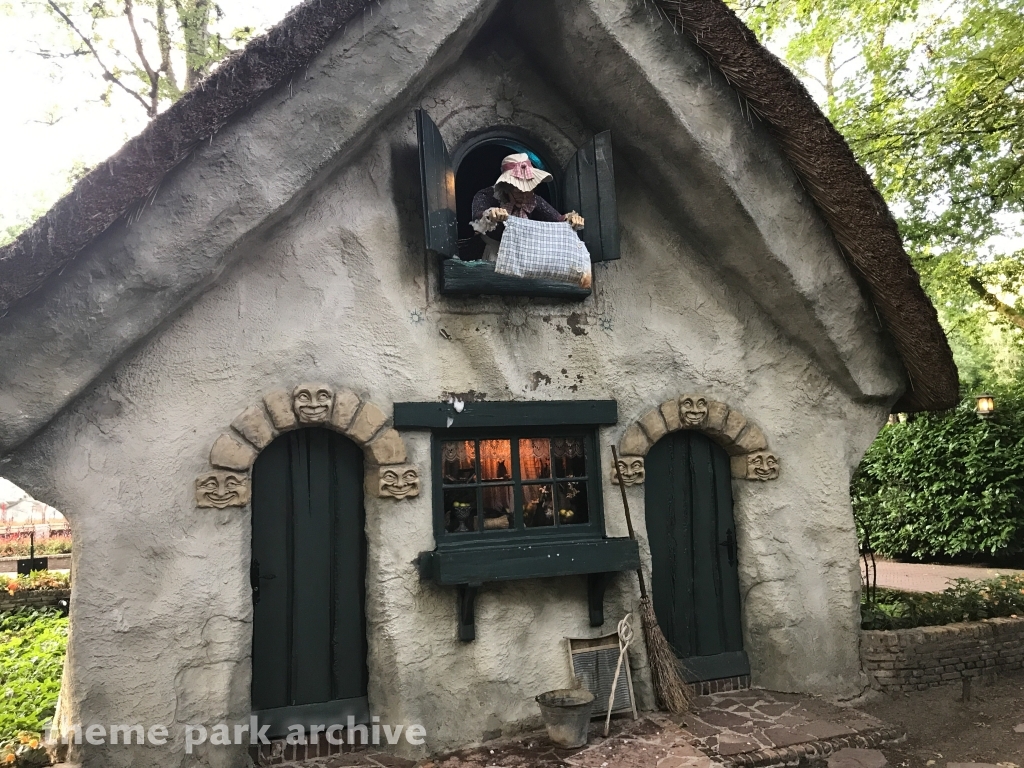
[{"xmin": 975, "ymin": 393, "xmax": 996, "ymax": 419}]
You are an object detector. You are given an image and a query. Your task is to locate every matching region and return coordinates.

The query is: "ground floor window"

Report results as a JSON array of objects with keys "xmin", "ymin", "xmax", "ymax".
[{"xmin": 437, "ymin": 431, "xmax": 598, "ymax": 537}]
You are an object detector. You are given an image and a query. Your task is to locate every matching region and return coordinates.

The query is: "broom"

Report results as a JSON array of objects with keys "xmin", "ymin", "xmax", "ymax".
[{"xmin": 612, "ymin": 445, "xmax": 693, "ymax": 714}]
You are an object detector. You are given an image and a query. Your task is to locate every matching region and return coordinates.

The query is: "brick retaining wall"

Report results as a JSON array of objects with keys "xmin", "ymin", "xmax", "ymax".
[
  {"xmin": 861, "ymin": 616, "xmax": 1024, "ymax": 692},
  {"xmin": 0, "ymin": 588, "xmax": 70, "ymax": 612}
]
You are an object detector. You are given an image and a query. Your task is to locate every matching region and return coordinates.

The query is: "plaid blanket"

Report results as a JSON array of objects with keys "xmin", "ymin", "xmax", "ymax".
[{"xmin": 495, "ymin": 218, "xmax": 592, "ymax": 288}]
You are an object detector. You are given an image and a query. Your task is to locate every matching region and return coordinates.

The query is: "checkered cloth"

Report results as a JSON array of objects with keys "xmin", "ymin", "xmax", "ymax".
[{"xmin": 495, "ymin": 217, "xmax": 592, "ymax": 287}]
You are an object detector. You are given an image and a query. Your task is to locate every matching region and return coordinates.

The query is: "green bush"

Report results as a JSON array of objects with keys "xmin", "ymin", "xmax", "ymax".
[
  {"xmin": 862, "ymin": 574, "xmax": 1024, "ymax": 630},
  {"xmin": 853, "ymin": 393, "xmax": 1024, "ymax": 559},
  {"xmin": 0, "ymin": 608, "xmax": 68, "ymax": 742}
]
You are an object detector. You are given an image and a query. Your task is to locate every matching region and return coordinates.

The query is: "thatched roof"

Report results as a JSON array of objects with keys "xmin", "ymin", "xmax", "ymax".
[{"xmin": 0, "ymin": 0, "xmax": 957, "ymax": 411}]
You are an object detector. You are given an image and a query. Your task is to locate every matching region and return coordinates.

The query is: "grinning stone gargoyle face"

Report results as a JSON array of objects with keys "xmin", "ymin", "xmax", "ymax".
[
  {"xmin": 195, "ymin": 471, "xmax": 251, "ymax": 508},
  {"xmin": 293, "ymin": 383, "xmax": 334, "ymax": 424},
  {"xmin": 379, "ymin": 465, "xmax": 420, "ymax": 499},
  {"xmin": 746, "ymin": 452, "xmax": 779, "ymax": 481},
  {"xmin": 612, "ymin": 456, "xmax": 645, "ymax": 486},
  {"xmin": 680, "ymin": 395, "xmax": 709, "ymax": 428}
]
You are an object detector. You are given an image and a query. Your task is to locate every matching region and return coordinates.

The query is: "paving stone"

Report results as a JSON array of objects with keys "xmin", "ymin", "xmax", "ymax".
[
  {"xmin": 714, "ymin": 733, "xmax": 760, "ymax": 756},
  {"xmin": 801, "ymin": 721, "xmax": 858, "ymax": 739},
  {"xmin": 775, "ymin": 714, "xmax": 812, "ymax": 727},
  {"xmin": 698, "ymin": 710, "xmax": 750, "ymax": 728},
  {"xmin": 763, "ymin": 726, "xmax": 816, "ymax": 748},
  {"xmin": 1014, "ymin": 723, "xmax": 1024, "ymax": 733},
  {"xmin": 827, "ymin": 749, "xmax": 888, "ymax": 768},
  {"xmin": 755, "ymin": 703, "xmax": 796, "ymax": 717}
]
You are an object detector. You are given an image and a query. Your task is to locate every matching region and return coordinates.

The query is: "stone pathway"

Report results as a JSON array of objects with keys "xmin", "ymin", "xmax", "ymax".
[
  {"xmin": 873, "ymin": 560, "xmax": 1023, "ymax": 593},
  {"xmin": 682, "ymin": 689, "xmax": 901, "ymax": 767},
  {"xmin": 260, "ymin": 688, "xmax": 904, "ymax": 768}
]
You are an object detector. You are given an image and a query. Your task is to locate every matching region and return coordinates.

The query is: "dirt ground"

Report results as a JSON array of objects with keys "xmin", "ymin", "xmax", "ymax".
[{"xmin": 866, "ymin": 671, "xmax": 1024, "ymax": 768}]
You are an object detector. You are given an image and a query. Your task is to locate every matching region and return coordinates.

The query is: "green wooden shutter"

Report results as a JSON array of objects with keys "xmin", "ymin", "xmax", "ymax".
[
  {"xmin": 562, "ymin": 130, "xmax": 620, "ymax": 262},
  {"xmin": 416, "ymin": 108, "xmax": 458, "ymax": 258}
]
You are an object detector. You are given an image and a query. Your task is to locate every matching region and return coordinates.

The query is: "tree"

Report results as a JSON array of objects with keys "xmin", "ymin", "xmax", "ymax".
[
  {"xmin": 31, "ymin": 0, "xmax": 253, "ymax": 118},
  {"xmin": 733, "ymin": 0, "xmax": 1024, "ymax": 391}
]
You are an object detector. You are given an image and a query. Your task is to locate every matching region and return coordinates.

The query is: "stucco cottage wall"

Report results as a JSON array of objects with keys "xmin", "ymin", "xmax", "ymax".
[{"xmin": 1, "ymin": 19, "xmax": 900, "ymax": 768}]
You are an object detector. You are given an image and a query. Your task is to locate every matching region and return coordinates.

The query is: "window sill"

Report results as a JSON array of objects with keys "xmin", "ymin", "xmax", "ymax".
[
  {"xmin": 417, "ymin": 537, "xmax": 640, "ymax": 641},
  {"xmin": 439, "ymin": 258, "xmax": 591, "ymax": 300}
]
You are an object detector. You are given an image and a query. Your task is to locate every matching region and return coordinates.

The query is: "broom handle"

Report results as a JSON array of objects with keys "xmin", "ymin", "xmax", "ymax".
[{"xmin": 611, "ymin": 445, "xmax": 648, "ymax": 599}]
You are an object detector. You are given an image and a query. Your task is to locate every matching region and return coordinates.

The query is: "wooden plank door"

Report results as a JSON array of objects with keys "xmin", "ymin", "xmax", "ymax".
[
  {"xmin": 251, "ymin": 428, "xmax": 368, "ymax": 735},
  {"xmin": 644, "ymin": 431, "xmax": 749, "ymax": 682}
]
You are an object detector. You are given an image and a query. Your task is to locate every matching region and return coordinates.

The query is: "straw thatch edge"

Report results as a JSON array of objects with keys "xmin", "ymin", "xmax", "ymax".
[{"xmin": 0, "ymin": 0, "xmax": 957, "ymax": 411}]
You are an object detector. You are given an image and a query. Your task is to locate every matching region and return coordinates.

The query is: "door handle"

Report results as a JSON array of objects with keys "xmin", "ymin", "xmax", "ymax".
[
  {"xmin": 719, "ymin": 529, "xmax": 737, "ymax": 566},
  {"xmin": 250, "ymin": 559, "xmax": 261, "ymax": 605}
]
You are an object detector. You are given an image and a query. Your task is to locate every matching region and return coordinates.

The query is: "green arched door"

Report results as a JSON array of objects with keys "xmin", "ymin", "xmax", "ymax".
[
  {"xmin": 250, "ymin": 428, "xmax": 368, "ymax": 735},
  {"xmin": 644, "ymin": 431, "xmax": 749, "ymax": 681}
]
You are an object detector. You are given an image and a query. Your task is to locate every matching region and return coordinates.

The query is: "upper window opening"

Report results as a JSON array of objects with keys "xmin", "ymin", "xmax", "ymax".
[{"xmin": 416, "ymin": 109, "xmax": 620, "ymax": 298}]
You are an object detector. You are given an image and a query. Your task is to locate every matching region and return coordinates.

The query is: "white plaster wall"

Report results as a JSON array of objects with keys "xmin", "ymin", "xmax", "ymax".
[{"xmin": 2, "ymin": 27, "xmax": 896, "ymax": 768}]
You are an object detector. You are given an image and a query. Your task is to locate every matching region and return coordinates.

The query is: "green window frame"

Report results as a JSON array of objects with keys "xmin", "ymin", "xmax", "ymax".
[{"xmin": 431, "ymin": 427, "xmax": 605, "ymax": 546}]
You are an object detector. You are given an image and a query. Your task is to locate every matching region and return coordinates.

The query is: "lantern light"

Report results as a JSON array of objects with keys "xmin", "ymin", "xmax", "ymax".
[{"xmin": 975, "ymin": 393, "xmax": 996, "ymax": 419}]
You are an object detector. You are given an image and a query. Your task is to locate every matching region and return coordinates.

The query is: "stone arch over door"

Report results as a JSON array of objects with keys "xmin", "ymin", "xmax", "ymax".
[
  {"xmin": 614, "ymin": 395, "xmax": 780, "ymax": 485},
  {"xmin": 194, "ymin": 384, "xmax": 420, "ymax": 509}
]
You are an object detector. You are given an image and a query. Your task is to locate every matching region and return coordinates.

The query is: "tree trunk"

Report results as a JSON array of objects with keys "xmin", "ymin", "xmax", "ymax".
[
  {"xmin": 178, "ymin": 0, "xmax": 213, "ymax": 89},
  {"xmin": 967, "ymin": 276, "xmax": 1024, "ymax": 330}
]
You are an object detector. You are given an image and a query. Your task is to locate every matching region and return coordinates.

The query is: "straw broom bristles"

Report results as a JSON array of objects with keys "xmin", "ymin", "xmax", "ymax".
[{"xmin": 638, "ymin": 595, "xmax": 692, "ymax": 714}]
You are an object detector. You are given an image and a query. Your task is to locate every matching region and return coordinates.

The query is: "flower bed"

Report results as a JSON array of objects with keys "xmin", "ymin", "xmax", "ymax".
[
  {"xmin": 0, "ymin": 574, "xmax": 71, "ymax": 613},
  {"xmin": 861, "ymin": 574, "xmax": 1024, "ymax": 630},
  {"xmin": 0, "ymin": 608, "xmax": 68, "ymax": 751},
  {"xmin": 0, "ymin": 533, "xmax": 71, "ymax": 559}
]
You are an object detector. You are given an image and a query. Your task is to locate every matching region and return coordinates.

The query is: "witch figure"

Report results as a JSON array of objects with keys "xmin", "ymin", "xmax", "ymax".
[{"xmin": 471, "ymin": 153, "xmax": 584, "ymax": 258}]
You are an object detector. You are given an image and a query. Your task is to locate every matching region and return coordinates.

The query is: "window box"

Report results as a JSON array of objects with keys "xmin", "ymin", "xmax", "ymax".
[
  {"xmin": 397, "ymin": 400, "xmax": 639, "ymax": 640},
  {"xmin": 440, "ymin": 259, "xmax": 591, "ymax": 300}
]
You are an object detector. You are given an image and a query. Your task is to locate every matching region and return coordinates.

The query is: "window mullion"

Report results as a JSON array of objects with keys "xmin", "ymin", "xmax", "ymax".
[
  {"xmin": 474, "ymin": 440, "xmax": 483, "ymax": 534},
  {"xmin": 511, "ymin": 438, "xmax": 523, "ymax": 531}
]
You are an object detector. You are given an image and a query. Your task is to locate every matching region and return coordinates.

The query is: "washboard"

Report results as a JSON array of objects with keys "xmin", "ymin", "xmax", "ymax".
[{"xmin": 566, "ymin": 633, "xmax": 638, "ymax": 720}]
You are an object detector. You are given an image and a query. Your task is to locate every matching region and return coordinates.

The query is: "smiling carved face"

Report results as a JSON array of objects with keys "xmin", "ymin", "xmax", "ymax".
[
  {"xmin": 379, "ymin": 465, "xmax": 420, "ymax": 499},
  {"xmin": 196, "ymin": 471, "xmax": 251, "ymax": 508},
  {"xmin": 746, "ymin": 452, "xmax": 779, "ymax": 481},
  {"xmin": 680, "ymin": 396, "xmax": 709, "ymax": 428},
  {"xmin": 293, "ymin": 383, "xmax": 333, "ymax": 423},
  {"xmin": 612, "ymin": 457, "xmax": 645, "ymax": 486}
]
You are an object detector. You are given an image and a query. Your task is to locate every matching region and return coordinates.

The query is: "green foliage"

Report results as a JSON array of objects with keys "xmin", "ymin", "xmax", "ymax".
[
  {"xmin": 861, "ymin": 574, "xmax": 1024, "ymax": 629},
  {"xmin": 0, "ymin": 573, "xmax": 70, "ymax": 596},
  {"xmin": 0, "ymin": 608, "xmax": 68, "ymax": 742},
  {"xmin": 731, "ymin": 0, "xmax": 1024, "ymax": 393},
  {"xmin": 853, "ymin": 393, "xmax": 1024, "ymax": 558}
]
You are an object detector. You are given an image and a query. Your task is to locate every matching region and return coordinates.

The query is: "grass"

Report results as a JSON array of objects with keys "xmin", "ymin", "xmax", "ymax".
[
  {"xmin": 862, "ymin": 573, "xmax": 1024, "ymax": 630},
  {"xmin": 0, "ymin": 608, "xmax": 68, "ymax": 743}
]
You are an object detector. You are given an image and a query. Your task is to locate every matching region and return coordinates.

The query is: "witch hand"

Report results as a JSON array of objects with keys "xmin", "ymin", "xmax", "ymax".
[
  {"xmin": 486, "ymin": 207, "xmax": 509, "ymax": 223},
  {"xmin": 565, "ymin": 211, "xmax": 585, "ymax": 231}
]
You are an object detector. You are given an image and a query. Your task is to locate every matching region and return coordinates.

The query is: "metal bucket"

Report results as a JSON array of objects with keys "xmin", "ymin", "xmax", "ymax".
[{"xmin": 535, "ymin": 688, "xmax": 595, "ymax": 748}]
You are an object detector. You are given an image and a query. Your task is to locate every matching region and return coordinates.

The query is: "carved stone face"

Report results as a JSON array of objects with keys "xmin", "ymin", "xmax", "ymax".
[
  {"xmin": 680, "ymin": 395, "xmax": 709, "ymax": 428},
  {"xmin": 379, "ymin": 465, "xmax": 420, "ymax": 499},
  {"xmin": 746, "ymin": 452, "xmax": 779, "ymax": 481},
  {"xmin": 196, "ymin": 471, "xmax": 251, "ymax": 508},
  {"xmin": 293, "ymin": 383, "xmax": 333, "ymax": 424},
  {"xmin": 612, "ymin": 456, "xmax": 645, "ymax": 486}
]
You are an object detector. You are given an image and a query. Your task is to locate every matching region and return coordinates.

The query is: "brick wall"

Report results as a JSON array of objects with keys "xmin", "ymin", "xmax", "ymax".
[
  {"xmin": 0, "ymin": 588, "xmax": 70, "ymax": 612},
  {"xmin": 861, "ymin": 616, "xmax": 1024, "ymax": 692}
]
